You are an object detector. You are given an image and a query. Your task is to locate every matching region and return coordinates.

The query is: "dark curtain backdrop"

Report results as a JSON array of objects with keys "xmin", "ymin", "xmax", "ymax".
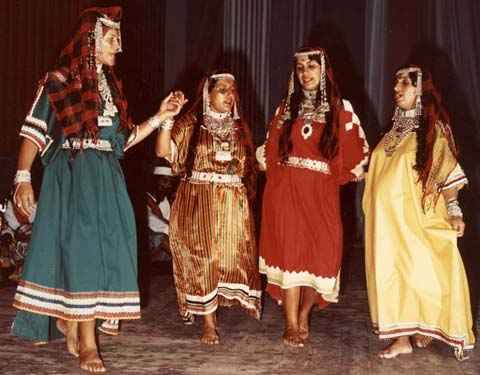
[{"xmin": 0, "ymin": 0, "xmax": 479, "ymax": 313}]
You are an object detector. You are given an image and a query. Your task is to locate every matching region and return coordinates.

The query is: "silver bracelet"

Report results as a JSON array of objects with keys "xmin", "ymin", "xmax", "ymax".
[
  {"xmin": 146, "ymin": 116, "xmax": 162, "ymax": 130},
  {"xmin": 447, "ymin": 199, "xmax": 463, "ymax": 218},
  {"xmin": 160, "ymin": 118, "xmax": 174, "ymax": 131},
  {"xmin": 14, "ymin": 170, "xmax": 31, "ymax": 185}
]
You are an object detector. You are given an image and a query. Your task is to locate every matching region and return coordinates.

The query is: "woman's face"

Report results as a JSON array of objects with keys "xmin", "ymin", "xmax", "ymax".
[
  {"xmin": 295, "ymin": 55, "xmax": 321, "ymax": 91},
  {"xmin": 394, "ymin": 71, "xmax": 417, "ymax": 110},
  {"xmin": 96, "ymin": 28, "xmax": 121, "ymax": 66},
  {"xmin": 209, "ymin": 78, "xmax": 236, "ymax": 113}
]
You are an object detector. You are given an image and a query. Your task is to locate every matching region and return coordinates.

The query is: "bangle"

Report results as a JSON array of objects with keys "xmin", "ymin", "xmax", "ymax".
[
  {"xmin": 146, "ymin": 116, "xmax": 161, "ymax": 130},
  {"xmin": 160, "ymin": 118, "xmax": 174, "ymax": 131},
  {"xmin": 447, "ymin": 199, "xmax": 463, "ymax": 218},
  {"xmin": 14, "ymin": 170, "xmax": 31, "ymax": 185}
]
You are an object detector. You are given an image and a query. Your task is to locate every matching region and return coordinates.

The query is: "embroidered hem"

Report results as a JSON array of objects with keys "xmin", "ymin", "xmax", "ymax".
[
  {"xmin": 185, "ymin": 282, "xmax": 261, "ymax": 319},
  {"xmin": 374, "ymin": 322, "xmax": 475, "ymax": 360},
  {"xmin": 13, "ymin": 280, "xmax": 141, "ymax": 321},
  {"xmin": 259, "ymin": 256, "xmax": 340, "ymax": 303}
]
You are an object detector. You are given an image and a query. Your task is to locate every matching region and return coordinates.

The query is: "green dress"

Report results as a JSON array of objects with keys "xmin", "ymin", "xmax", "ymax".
[{"xmin": 12, "ymin": 85, "xmax": 140, "ymax": 342}]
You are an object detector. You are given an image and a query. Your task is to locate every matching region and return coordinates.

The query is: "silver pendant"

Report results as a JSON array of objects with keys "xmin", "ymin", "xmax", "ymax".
[
  {"xmin": 98, "ymin": 116, "xmax": 113, "ymax": 127},
  {"xmin": 215, "ymin": 150, "xmax": 233, "ymax": 161},
  {"xmin": 301, "ymin": 123, "xmax": 313, "ymax": 140}
]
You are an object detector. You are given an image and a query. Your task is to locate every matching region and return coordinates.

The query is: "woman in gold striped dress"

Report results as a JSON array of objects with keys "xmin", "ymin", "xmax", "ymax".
[{"xmin": 156, "ymin": 72, "xmax": 262, "ymax": 344}]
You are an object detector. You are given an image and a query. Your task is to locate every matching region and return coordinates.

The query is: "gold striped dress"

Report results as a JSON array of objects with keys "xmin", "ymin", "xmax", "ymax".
[{"xmin": 168, "ymin": 113, "xmax": 261, "ymax": 320}]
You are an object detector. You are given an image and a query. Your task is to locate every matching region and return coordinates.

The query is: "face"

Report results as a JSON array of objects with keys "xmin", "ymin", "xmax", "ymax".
[
  {"xmin": 295, "ymin": 55, "xmax": 321, "ymax": 91},
  {"xmin": 209, "ymin": 78, "xmax": 236, "ymax": 113},
  {"xmin": 96, "ymin": 28, "xmax": 121, "ymax": 66},
  {"xmin": 393, "ymin": 71, "xmax": 417, "ymax": 110}
]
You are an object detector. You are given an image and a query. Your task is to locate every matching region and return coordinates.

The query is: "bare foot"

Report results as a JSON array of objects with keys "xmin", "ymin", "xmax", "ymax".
[
  {"xmin": 283, "ymin": 327, "xmax": 304, "ymax": 348},
  {"xmin": 201, "ymin": 324, "xmax": 220, "ymax": 345},
  {"xmin": 57, "ymin": 319, "xmax": 79, "ymax": 357},
  {"xmin": 79, "ymin": 348, "xmax": 106, "ymax": 373},
  {"xmin": 298, "ymin": 313, "xmax": 310, "ymax": 341},
  {"xmin": 412, "ymin": 334, "xmax": 433, "ymax": 348},
  {"xmin": 379, "ymin": 337, "xmax": 413, "ymax": 359}
]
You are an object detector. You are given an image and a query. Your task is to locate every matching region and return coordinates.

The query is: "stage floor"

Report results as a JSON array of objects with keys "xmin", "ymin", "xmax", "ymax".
[{"xmin": 0, "ymin": 255, "xmax": 478, "ymax": 375}]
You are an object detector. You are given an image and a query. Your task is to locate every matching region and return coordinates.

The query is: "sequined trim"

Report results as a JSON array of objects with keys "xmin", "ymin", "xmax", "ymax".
[
  {"xmin": 190, "ymin": 171, "xmax": 242, "ymax": 185},
  {"xmin": 283, "ymin": 156, "xmax": 331, "ymax": 174}
]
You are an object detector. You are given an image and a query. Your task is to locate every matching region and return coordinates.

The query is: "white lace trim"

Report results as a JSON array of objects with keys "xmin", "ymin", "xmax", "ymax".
[{"xmin": 259, "ymin": 256, "xmax": 340, "ymax": 303}]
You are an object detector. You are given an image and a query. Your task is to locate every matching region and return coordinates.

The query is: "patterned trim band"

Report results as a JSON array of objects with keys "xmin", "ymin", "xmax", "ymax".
[
  {"xmin": 62, "ymin": 138, "xmax": 113, "ymax": 151},
  {"xmin": 190, "ymin": 171, "xmax": 242, "ymax": 185},
  {"xmin": 284, "ymin": 156, "xmax": 331, "ymax": 174}
]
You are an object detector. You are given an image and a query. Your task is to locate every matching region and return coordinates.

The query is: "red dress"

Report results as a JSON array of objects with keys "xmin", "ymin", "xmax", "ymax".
[{"xmin": 259, "ymin": 99, "xmax": 368, "ymax": 306}]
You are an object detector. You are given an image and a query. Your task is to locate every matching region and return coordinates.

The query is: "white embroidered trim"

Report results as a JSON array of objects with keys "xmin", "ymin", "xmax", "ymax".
[
  {"xmin": 62, "ymin": 138, "xmax": 113, "ymax": 151},
  {"xmin": 190, "ymin": 171, "xmax": 242, "ymax": 185},
  {"xmin": 259, "ymin": 256, "xmax": 340, "ymax": 303},
  {"xmin": 376, "ymin": 321, "xmax": 474, "ymax": 351},
  {"xmin": 25, "ymin": 115, "xmax": 48, "ymax": 131},
  {"xmin": 185, "ymin": 282, "xmax": 261, "ymax": 316},
  {"xmin": 441, "ymin": 163, "xmax": 468, "ymax": 190},
  {"xmin": 342, "ymin": 99, "xmax": 369, "ymax": 179},
  {"xmin": 14, "ymin": 284, "xmax": 140, "ymax": 317},
  {"xmin": 285, "ymin": 156, "xmax": 331, "ymax": 174},
  {"xmin": 26, "ymin": 84, "xmax": 45, "ymax": 118},
  {"xmin": 20, "ymin": 128, "xmax": 46, "ymax": 152}
]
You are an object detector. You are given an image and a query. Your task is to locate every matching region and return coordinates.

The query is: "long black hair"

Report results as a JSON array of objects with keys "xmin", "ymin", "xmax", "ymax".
[{"xmin": 278, "ymin": 47, "xmax": 342, "ymax": 161}]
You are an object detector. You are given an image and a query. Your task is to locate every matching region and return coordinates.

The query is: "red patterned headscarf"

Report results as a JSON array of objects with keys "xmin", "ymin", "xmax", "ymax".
[{"xmin": 44, "ymin": 6, "xmax": 131, "ymax": 139}]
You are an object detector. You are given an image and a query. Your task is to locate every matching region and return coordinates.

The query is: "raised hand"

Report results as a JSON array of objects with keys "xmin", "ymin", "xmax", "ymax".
[{"xmin": 158, "ymin": 91, "xmax": 188, "ymax": 118}]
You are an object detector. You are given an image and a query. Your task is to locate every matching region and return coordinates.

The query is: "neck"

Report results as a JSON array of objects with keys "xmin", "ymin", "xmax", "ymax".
[{"xmin": 303, "ymin": 89, "xmax": 317, "ymax": 100}]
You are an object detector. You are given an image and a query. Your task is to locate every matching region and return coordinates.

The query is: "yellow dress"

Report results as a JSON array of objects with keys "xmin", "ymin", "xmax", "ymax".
[{"xmin": 363, "ymin": 125, "xmax": 475, "ymax": 358}]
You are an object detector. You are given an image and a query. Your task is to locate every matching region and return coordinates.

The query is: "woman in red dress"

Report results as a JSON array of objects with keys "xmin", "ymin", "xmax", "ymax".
[{"xmin": 258, "ymin": 47, "xmax": 369, "ymax": 347}]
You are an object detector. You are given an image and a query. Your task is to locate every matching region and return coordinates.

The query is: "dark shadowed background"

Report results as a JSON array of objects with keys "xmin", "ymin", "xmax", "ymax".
[{"xmin": 1, "ymin": 0, "xmax": 478, "ymax": 320}]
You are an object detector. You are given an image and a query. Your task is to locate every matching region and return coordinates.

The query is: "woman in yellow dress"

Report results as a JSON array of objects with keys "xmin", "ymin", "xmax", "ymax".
[{"xmin": 363, "ymin": 65, "xmax": 475, "ymax": 360}]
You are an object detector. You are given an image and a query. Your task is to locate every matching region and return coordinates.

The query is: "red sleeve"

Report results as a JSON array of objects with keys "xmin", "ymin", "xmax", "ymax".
[
  {"xmin": 337, "ymin": 100, "xmax": 369, "ymax": 185},
  {"xmin": 264, "ymin": 105, "xmax": 286, "ymax": 174}
]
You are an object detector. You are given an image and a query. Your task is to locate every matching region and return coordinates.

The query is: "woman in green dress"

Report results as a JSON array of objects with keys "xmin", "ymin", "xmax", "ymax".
[{"xmin": 11, "ymin": 7, "xmax": 185, "ymax": 373}]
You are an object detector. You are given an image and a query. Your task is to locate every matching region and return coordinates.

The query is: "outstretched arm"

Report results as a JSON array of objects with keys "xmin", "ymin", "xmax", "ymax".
[
  {"xmin": 125, "ymin": 91, "xmax": 187, "ymax": 151},
  {"xmin": 155, "ymin": 91, "xmax": 187, "ymax": 158}
]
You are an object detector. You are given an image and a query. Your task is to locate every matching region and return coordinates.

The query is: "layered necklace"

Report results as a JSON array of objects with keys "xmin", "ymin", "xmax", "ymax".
[
  {"xmin": 299, "ymin": 90, "xmax": 325, "ymax": 140},
  {"xmin": 97, "ymin": 65, "xmax": 118, "ymax": 118},
  {"xmin": 383, "ymin": 107, "xmax": 419, "ymax": 156},
  {"xmin": 203, "ymin": 108, "xmax": 235, "ymax": 161}
]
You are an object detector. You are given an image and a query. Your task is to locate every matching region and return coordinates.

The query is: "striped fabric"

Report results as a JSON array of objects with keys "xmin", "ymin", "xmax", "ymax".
[
  {"xmin": 169, "ymin": 116, "xmax": 262, "ymax": 319},
  {"xmin": 13, "ymin": 280, "xmax": 140, "ymax": 321},
  {"xmin": 19, "ymin": 85, "xmax": 52, "ymax": 155},
  {"xmin": 440, "ymin": 163, "xmax": 468, "ymax": 191}
]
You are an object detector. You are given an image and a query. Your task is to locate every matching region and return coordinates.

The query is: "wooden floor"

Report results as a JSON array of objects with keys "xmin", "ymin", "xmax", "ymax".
[{"xmin": 0, "ymin": 253, "xmax": 478, "ymax": 375}]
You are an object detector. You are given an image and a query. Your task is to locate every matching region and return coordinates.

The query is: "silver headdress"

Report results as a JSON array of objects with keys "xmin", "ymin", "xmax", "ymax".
[
  {"xmin": 285, "ymin": 49, "xmax": 330, "ymax": 118},
  {"xmin": 202, "ymin": 73, "xmax": 240, "ymax": 120},
  {"xmin": 395, "ymin": 66, "xmax": 422, "ymax": 117},
  {"xmin": 95, "ymin": 15, "xmax": 122, "ymax": 58}
]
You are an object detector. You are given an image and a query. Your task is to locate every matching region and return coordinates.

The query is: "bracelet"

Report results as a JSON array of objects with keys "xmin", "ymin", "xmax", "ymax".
[
  {"xmin": 14, "ymin": 170, "xmax": 31, "ymax": 185},
  {"xmin": 146, "ymin": 116, "xmax": 161, "ymax": 130},
  {"xmin": 160, "ymin": 118, "xmax": 174, "ymax": 131},
  {"xmin": 446, "ymin": 199, "xmax": 463, "ymax": 218}
]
